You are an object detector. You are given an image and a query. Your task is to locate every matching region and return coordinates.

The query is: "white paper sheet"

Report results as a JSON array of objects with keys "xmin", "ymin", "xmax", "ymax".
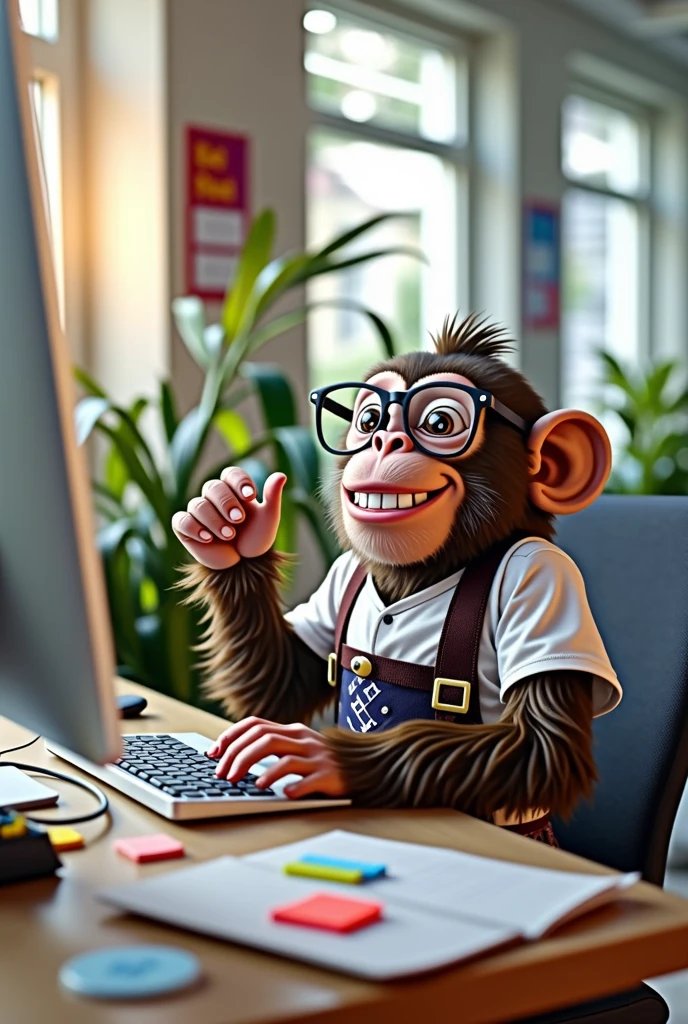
[{"xmin": 100, "ymin": 856, "xmax": 518, "ymax": 980}]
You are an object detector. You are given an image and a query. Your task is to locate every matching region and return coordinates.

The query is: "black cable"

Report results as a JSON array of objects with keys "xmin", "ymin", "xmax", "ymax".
[
  {"xmin": 0, "ymin": 733, "xmax": 41, "ymax": 758},
  {"xmin": 0, "ymin": 741, "xmax": 110, "ymax": 825}
]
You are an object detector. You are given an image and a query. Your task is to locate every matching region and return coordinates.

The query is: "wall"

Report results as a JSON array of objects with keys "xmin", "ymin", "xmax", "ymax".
[
  {"xmin": 81, "ymin": 0, "xmax": 169, "ymax": 404},
  {"xmin": 166, "ymin": 0, "xmax": 310, "ymax": 420}
]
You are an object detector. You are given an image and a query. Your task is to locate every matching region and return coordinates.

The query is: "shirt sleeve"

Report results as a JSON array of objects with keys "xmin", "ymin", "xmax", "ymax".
[
  {"xmin": 495, "ymin": 542, "xmax": 622, "ymax": 717},
  {"xmin": 284, "ymin": 551, "xmax": 360, "ymax": 661}
]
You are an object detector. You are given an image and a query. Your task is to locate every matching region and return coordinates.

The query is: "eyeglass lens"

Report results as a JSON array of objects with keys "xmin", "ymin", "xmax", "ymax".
[{"xmin": 319, "ymin": 385, "xmax": 477, "ymax": 456}]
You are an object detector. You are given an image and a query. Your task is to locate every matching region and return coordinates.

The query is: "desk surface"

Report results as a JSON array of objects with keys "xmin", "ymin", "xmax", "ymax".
[{"xmin": 2, "ymin": 682, "xmax": 688, "ymax": 1024}]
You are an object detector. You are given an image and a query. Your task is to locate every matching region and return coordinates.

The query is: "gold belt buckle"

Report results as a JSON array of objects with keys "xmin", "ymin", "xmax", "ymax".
[
  {"xmin": 327, "ymin": 653, "xmax": 337, "ymax": 687},
  {"xmin": 431, "ymin": 677, "xmax": 471, "ymax": 714}
]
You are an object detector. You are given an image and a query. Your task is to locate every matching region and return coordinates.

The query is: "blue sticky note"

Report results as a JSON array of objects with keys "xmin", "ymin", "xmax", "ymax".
[{"xmin": 300, "ymin": 854, "xmax": 386, "ymax": 880}]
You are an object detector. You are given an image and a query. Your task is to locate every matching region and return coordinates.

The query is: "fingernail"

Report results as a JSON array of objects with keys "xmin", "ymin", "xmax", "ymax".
[
  {"xmin": 284, "ymin": 785, "xmax": 295, "ymax": 797},
  {"xmin": 221, "ymin": 526, "xmax": 234, "ymax": 539},
  {"xmin": 199, "ymin": 530, "xmax": 212, "ymax": 541},
  {"xmin": 229, "ymin": 508, "xmax": 243, "ymax": 521},
  {"xmin": 241, "ymin": 485, "xmax": 254, "ymax": 497}
]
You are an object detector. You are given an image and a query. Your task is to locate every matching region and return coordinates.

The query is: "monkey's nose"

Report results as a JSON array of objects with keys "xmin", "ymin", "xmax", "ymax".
[{"xmin": 372, "ymin": 432, "xmax": 414, "ymax": 456}]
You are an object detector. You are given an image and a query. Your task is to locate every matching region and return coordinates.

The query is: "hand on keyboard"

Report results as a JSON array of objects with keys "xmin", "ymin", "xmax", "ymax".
[{"xmin": 207, "ymin": 718, "xmax": 348, "ymax": 799}]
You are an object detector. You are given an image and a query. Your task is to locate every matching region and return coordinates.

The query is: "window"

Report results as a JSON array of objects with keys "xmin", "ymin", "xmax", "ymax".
[
  {"xmin": 29, "ymin": 75, "xmax": 64, "ymax": 322},
  {"xmin": 305, "ymin": 7, "xmax": 468, "ymax": 390},
  {"xmin": 18, "ymin": 0, "xmax": 83, "ymax": 353},
  {"xmin": 19, "ymin": 0, "xmax": 58, "ymax": 41},
  {"xmin": 561, "ymin": 93, "xmax": 650, "ymax": 413}
]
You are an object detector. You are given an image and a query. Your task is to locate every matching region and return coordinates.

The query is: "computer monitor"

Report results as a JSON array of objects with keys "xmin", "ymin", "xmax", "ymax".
[{"xmin": 0, "ymin": 0, "xmax": 120, "ymax": 764}]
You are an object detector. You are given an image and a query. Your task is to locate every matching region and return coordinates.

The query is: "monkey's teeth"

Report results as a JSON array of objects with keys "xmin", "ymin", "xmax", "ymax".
[{"xmin": 351, "ymin": 491, "xmax": 434, "ymax": 510}]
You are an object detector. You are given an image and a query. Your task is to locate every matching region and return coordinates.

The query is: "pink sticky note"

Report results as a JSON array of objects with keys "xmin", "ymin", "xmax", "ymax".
[{"xmin": 113, "ymin": 833, "xmax": 185, "ymax": 864}]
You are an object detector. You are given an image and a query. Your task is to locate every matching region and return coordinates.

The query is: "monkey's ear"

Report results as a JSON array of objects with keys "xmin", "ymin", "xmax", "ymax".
[{"xmin": 527, "ymin": 410, "xmax": 611, "ymax": 515}]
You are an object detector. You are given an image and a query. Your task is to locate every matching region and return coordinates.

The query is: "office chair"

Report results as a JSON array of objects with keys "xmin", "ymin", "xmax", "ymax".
[{"xmin": 520, "ymin": 495, "xmax": 688, "ymax": 1024}]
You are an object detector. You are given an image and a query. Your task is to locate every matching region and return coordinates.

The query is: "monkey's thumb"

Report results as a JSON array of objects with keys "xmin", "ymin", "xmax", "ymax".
[{"xmin": 262, "ymin": 472, "xmax": 287, "ymax": 510}]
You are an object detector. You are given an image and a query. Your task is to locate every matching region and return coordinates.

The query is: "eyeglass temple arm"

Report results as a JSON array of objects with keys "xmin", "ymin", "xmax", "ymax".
[
  {"xmin": 320, "ymin": 395, "xmax": 354, "ymax": 422},
  {"xmin": 491, "ymin": 397, "xmax": 528, "ymax": 434}
]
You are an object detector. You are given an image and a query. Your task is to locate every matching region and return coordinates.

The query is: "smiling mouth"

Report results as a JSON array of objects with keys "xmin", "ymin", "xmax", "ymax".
[{"xmin": 343, "ymin": 483, "xmax": 451, "ymax": 519}]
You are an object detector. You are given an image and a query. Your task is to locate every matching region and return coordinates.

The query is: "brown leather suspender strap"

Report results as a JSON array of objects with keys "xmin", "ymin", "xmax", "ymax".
[
  {"xmin": 433, "ymin": 537, "xmax": 517, "ymax": 724},
  {"xmin": 331, "ymin": 564, "xmax": 367, "ymax": 723},
  {"xmin": 334, "ymin": 564, "xmax": 367, "ymax": 657}
]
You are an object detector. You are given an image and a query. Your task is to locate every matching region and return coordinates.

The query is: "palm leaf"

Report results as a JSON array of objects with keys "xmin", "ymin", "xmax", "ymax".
[
  {"xmin": 222, "ymin": 209, "xmax": 275, "ymax": 341},
  {"xmin": 172, "ymin": 296, "xmax": 210, "ymax": 370}
]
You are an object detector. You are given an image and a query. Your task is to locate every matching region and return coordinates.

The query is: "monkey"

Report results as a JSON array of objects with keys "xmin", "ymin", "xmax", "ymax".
[{"xmin": 172, "ymin": 314, "xmax": 621, "ymax": 844}]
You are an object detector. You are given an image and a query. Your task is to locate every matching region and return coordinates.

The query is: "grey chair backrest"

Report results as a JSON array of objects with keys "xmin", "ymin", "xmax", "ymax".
[{"xmin": 553, "ymin": 495, "xmax": 688, "ymax": 884}]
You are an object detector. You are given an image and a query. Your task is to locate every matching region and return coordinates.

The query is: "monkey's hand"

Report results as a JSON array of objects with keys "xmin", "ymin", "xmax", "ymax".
[
  {"xmin": 172, "ymin": 467, "xmax": 286, "ymax": 570},
  {"xmin": 207, "ymin": 718, "xmax": 347, "ymax": 798}
]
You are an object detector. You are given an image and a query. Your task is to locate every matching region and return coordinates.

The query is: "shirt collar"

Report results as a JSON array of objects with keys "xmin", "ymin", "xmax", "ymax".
[{"xmin": 363, "ymin": 565, "xmax": 466, "ymax": 616}]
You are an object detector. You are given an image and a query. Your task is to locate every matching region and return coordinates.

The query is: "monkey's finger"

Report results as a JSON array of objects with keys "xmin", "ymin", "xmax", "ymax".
[
  {"xmin": 171, "ymin": 510, "xmax": 213, "ymax": 544},
  {"xmin": 208, "ymin": 717, "xmax": 301, "ymax": 759},
  {"xmin": 217, "ymin": 735, "xmax": 309, "ymax": 782},
  {"xmin": 254, "ymin": 756, "xmax": 315, "ymax": 790},
  {"xmin": 284, "ymin": 770, "xmax": 346, "ymax": 799},
  {"xmin": 220, "ymin": 467, "xmax": 258, "ymax": 504},
  {"xmin": 201, "ymin": 478, "xmax": 245, "ymax": 525},
  {"xmin": 188, "ymin": 497, "xmax": 236, "ymax": 542}
]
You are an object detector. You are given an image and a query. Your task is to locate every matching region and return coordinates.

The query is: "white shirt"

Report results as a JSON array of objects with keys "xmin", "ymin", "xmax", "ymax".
[{"xmin": 285, "ymin": 538, "xmax": 622, "ymax": 725}]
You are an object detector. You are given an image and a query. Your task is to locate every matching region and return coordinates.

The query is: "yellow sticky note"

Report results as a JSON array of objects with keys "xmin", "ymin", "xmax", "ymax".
[
  {"xmin": 0, "ymin": 814, "xmax": 26, "ymax": 839},
  {"xmin": 47, "ymin": 826, "xmax": 84, "ymax": 852},
  {"xmin": 284, "ymin": 861, "xmax": 363, "ymax": 884}
]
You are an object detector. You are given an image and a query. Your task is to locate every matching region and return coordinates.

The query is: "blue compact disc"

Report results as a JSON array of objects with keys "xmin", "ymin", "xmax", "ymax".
[{"xmin": 59, "ymin": 945, "xmax": 202, "ymax": 1000}]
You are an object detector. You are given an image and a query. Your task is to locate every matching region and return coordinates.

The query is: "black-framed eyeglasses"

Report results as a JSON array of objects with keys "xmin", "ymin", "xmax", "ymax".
[{"xmin": 309, "ymin": 381, "xmax": 528, "ymax": 459}]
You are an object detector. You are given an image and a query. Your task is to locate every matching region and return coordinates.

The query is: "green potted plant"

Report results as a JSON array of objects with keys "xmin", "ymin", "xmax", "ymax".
[
  {"xmin": 76, "ymin": 209, "xmax": 414, "ymax": 706},
  {"xmin": 599, "ymin": 350, "xmax": 688, "ymax": 495}
]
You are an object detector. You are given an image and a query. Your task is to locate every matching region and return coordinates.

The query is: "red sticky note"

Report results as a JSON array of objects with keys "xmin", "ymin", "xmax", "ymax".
[
  {"xmin": 113, "ymin": 833, "xmax": 185, "ymax": 864},
  {"xmin": 271, "ymin": 892, "xmax": 383, "ymax": 934}
]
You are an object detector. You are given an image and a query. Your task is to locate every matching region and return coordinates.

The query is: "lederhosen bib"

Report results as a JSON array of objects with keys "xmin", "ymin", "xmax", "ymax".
[{"xmin": 327, "ymin": 538, "xmax": 557, "ymax": 845}]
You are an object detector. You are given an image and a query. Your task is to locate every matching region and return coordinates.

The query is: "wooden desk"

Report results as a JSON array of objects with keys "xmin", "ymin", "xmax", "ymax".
[{"xmin": 3, "ymin": 682, "xmax": 688, "ymax": 1024}]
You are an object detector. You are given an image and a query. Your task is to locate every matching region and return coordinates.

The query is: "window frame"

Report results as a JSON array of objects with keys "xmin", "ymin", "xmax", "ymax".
[
  {"xmin": 20, "ymin": 0, "xmax": 84, "ymax": 362},
  {"xmin": 560, "ymin": 82, "xmax": 656, "ymax": 372},
  {"xmin": 304, "ymin": 1, "xmax": 474, "ymax": 363}
]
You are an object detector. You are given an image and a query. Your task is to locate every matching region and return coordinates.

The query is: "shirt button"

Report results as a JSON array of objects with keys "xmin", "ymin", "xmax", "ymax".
[
  {"xmin": 381, "ymin": 706, "xmax": 389, "ymax": 715},
  {"xmin": 382, "ymin": 614, "xmax": 393, "ymax": 625}
]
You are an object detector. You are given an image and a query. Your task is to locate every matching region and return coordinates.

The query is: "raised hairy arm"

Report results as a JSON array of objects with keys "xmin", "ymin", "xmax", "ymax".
[
  {"xmin": 325, "ymin": 670, "xmax": 596, "ymax": 820},
  {"xmin": 180, "ymin": 553, "xmax": 330, "ymax": 723},
  {"xmin": 172, "ymin": 467, "xmax": 331, "ymax": 725}
]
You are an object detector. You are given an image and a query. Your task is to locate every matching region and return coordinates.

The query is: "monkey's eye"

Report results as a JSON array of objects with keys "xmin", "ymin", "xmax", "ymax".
[
  {"xmin": 356, "ymin": 404, "xmax": 381, "ymax": 434},
  {"xmin": 417, "ymin": 402, "xmax": 469, "ymax": 437}
]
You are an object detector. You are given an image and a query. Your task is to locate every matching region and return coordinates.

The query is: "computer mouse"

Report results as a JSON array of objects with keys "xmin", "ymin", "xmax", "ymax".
[{"xmin": 117, "ymin": 694, "xmax": 148, "ymax": 719}]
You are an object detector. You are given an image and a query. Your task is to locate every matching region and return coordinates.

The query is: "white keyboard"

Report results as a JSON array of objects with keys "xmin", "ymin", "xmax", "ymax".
[{"xmin": 47, "ymin": 732, "xmax": 350, "ymax": 821}]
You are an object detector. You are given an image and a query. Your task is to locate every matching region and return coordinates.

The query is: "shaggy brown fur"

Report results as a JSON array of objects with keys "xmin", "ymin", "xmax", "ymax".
[
  {"xmin": 179, "ymin": 553, "xmax": 330, "ymax": 723},
  {"xmin": 179, "ymin": 313, "xmax": 598, "ymax": 824},
  {"xmin": 325, "ymin": 313, "xmax": 555, "ymax": 603},
  {"xmin": 325, "ymin": 672, "xmax": 596, "ymax": 820}
]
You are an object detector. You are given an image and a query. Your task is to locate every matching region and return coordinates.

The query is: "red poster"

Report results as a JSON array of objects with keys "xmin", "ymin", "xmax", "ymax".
[{"xmin": 185, "ymin": 126, "xmax": 250, "ymax": 301}]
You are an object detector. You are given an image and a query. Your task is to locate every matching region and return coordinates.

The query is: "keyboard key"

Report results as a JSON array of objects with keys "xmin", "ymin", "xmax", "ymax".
[{"xmin": 245, "ymin": 787, "xmax": 276, "ymax": 797}]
